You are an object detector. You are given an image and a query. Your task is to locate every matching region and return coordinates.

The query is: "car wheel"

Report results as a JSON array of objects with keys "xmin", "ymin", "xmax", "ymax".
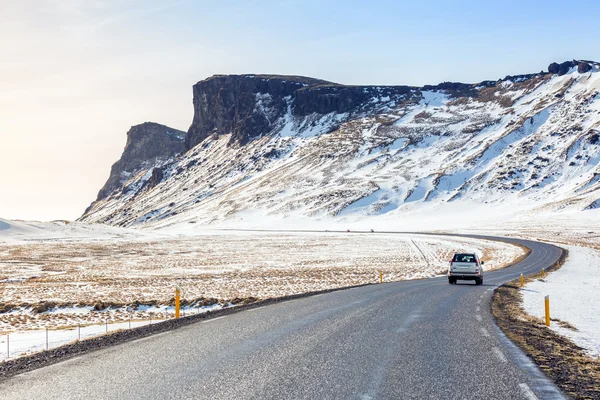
[{"xmin": 476, "ymin": 278, "xmax": 483, "ymax": 285}]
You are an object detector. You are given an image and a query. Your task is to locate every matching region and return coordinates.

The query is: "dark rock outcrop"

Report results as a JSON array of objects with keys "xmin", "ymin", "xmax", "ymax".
[
  {"xmin": 294, "ymin": 85, "xmax": 413, "ymax": 116},
  {"xmin": 548, "ymin": 60, "xmax": 596, "ymax": 75},
  {"xmin": 146, "ymin": 167, "xmax": 164, "ymax": 190},
  {"xmin": 558, "ymin": 61, "xmax": 575, "ymax": 75},
  {"xmin": 578, "ymin": 61, "xmax": 592, "ymax": 73},
  {"xmin": 185, "ymin": 74, "xmax": 416, "ymax": 150},
  {"xmin": 97, "ymin": 122, "xmax": 185, "ymax": 200},
  {"xmin": 548, "ymin": 62, "xmax": 560, "ymax": 74},
  {"xmin": 186, "ymin": 75, "xmax": 332, "ymax": 148}
]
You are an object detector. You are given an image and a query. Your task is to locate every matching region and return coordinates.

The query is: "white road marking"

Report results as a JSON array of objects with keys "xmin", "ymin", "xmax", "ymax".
[
  {"xmin": 492, "ymin": 346, "xmax": 508, "ymax": 363},
  {"xmin": 477, "ymin": 299, "xmax": 481, "ymax": 305},
  {"xmin": 201, "ymin": 316, "xmax": 227, "ymax": 324},
  {"xmin": 475, "ymin": 314, "xmax": 482, "ymax": 322},
  {"xmin": 518, "ymin": 383, "xmax": 539, "ymax": 400},
  {"xmin": 476, "ymin": 306, "xmax": 481, "ymax": 312},
  {"xmin": 480, "ymin": 327, "xmax": 490, "ymax": 337},
  {"xmin": 247, "ymin": 307, "xmax": 264, "ymax": 312}
]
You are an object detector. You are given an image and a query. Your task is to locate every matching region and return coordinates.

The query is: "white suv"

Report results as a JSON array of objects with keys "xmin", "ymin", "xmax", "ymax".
[{"xmin": 448, "ymin": 253, "xmax": 484, "ymax": 285}]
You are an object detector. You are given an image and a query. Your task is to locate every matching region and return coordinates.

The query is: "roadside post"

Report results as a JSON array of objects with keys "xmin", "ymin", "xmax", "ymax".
[
  {"xmin": 520, "ymin": 273, "xmax": 524, "ymax": 287},
  {"xmin": 379, "ymin": 271, "xmax": 383, "ymax": 284},
  {"xmin": 175, "ymin": 287, "xmax": 181, "ymax": 319},
  {"xmin": 545, "ymin": 295, "xmax": 550, "ymax": 326},
  {"xmin": 541, "ymin": 268, "xmax": 546, "ymax": 278}
]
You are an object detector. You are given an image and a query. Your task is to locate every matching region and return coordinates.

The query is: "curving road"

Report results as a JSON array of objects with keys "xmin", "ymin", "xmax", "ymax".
[{"xmin": 0, "ymin": 234, "xmax": 566, "ymax": 399}]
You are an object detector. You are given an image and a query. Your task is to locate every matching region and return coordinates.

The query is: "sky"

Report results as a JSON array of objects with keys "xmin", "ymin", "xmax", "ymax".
[{"xmin": 1, "ymin": 0, "xmax": 599, "ymax": 221}]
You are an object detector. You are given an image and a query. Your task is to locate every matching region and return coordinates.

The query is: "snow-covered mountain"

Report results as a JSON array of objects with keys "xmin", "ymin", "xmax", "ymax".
[{"xmin": 80, "ymin": 60, "xmax": 600, "ymax": 228}]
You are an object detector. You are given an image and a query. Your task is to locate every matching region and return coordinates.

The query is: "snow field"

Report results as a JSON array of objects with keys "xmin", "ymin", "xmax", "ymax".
[{"xmin": 522, "ymin": 245, "xmax": 600, "ymax": 358}]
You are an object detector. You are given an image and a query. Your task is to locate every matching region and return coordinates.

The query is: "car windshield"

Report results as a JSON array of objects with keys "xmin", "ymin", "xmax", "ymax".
[{"xmin": 453, "ymin": 254, "xmax": 477, "ymax": 263}]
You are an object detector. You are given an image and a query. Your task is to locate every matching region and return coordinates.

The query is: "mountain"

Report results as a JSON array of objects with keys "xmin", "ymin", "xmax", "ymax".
[
  {"xmin": 80, "ymin": 60, "xmax": 600, "ymax": 228},
  {"xmin": 94, "ymin": 122, "xmax": 186, "ymax": 202}
]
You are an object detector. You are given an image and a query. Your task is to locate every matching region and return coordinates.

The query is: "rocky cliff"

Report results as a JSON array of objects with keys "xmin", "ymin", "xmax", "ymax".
[
  {"xmin": 96, "ymin": 122, "xmax": 185, "ymax": 201},
  {"xmin": 185, "ymin": 74, "xmax": 421, "ymax": 149},
  {"xmin": 82, "ymin": 60, "xmax": 600, "ymax": 226}
]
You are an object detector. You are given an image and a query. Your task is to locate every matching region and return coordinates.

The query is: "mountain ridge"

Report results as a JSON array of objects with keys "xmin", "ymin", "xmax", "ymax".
[{"xmin": 81, "ymin": 60, "xmax": 600, "ymax": 227}]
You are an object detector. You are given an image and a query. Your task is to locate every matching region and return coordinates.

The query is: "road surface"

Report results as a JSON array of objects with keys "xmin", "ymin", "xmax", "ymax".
[{"xmin": 0, "ymin": 234, "xmax": 566, "ymax": 399}]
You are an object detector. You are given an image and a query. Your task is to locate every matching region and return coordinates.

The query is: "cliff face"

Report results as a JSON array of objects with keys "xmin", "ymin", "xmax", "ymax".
[
  {"xmin": 185, "ymin": 75, "xmax": 330, "ymax": 148},
  {"xmin": 96, "ymin": 122, "xmax": 185, "ymax": 200},
  {"xmin": 185, "ymin": 75, "xmax": 419, "ymax": 149}
]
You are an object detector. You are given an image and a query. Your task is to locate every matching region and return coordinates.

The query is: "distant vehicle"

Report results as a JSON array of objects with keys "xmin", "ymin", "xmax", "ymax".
[
  {"xmin": 448, "ymin": 253, "xmax": 484, "ymax": 285},
  {"xmin": 370, "ymin": 229, "xmax": 374, "ymax": 233}
]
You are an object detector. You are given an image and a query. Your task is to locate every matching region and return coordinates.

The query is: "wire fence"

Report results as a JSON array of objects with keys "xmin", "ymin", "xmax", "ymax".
[{"xmin": 0, "ymin": 307, "xmax": 207, "ymax": 361}]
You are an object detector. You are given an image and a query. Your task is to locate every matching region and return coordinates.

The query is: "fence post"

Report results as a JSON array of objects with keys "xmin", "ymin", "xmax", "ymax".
[
  {"xmin": 545, "ymin": 295, "xmax": 550, "ymax": 326},
  {"xmin": 175, "ymin": 287, "xmax": 181, "ymax": 319},
  {"xmin": 46, "ymin": 327, "xmax": 48, "ymax": 351}
]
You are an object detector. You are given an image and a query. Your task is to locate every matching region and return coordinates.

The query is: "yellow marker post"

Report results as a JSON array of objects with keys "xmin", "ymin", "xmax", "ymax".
[
  {"xmin": 175, "ymin": 287, "xmax": 181, "ymax": 319},
  {"xmin": 520, "ymin": 274, "xmax": 524, "ymax": 287},
  {"xmin": 541, "ymin": 268, "xmax": 545, "ymax": 278},
  {"xmin": 379, "ymin": 270, "xmax": 383, "ymax": 284},
  {"xmin": 545, "ymin": 295, "xmax": 550, "ymax": 327}
]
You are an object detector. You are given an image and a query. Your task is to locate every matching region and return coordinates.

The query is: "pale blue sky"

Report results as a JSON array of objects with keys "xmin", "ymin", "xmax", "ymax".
[{"xmin": 1, "ymin": 0, "xmax": 598, "ymax": 220}]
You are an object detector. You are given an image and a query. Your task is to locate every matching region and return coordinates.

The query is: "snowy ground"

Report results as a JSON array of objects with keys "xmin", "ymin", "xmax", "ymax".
[
  {"xmin": 522, "ymin": 245, "xmax": 600, "ymax": 358},
  {"xmin": 2, "ymin": 211, "xmax": 599, "ymax": 362},
  {"xmin": 0, "ymin": 229, "xmax": 521, "ymax": 332}
]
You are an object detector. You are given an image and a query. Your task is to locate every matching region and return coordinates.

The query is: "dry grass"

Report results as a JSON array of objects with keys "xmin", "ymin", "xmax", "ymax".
[
  {"xmin": 413, "ymin": 111, "xmax": 432, "ymax": 120},
  {"xmin": 0, "ymin": 233, "xmax": 523, "ymax": 331}
]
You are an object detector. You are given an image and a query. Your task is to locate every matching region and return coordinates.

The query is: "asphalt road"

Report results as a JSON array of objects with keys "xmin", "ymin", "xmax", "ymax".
[{"xmin": 0, "ymin": 234, "xmax": 566, "ymax": 399}]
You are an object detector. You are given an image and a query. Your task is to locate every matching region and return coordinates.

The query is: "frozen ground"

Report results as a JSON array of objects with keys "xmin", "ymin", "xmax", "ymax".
[
  {"xmin": 522, "ymin": 245, "xmax": 600, "ymax": 358},
  {"xmin": 0, "ymin": 229, "xmax": 521, "ymax": 332},
  {"xmin": 2, "ymin": 211, "xmax": 599, "ymax": 363}
]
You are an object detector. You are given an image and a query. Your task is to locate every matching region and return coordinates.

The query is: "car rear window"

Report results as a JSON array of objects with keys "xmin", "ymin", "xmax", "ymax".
[{"xmin": 453, "ymin": 254, "xmax": 477, "ymax": 263}]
